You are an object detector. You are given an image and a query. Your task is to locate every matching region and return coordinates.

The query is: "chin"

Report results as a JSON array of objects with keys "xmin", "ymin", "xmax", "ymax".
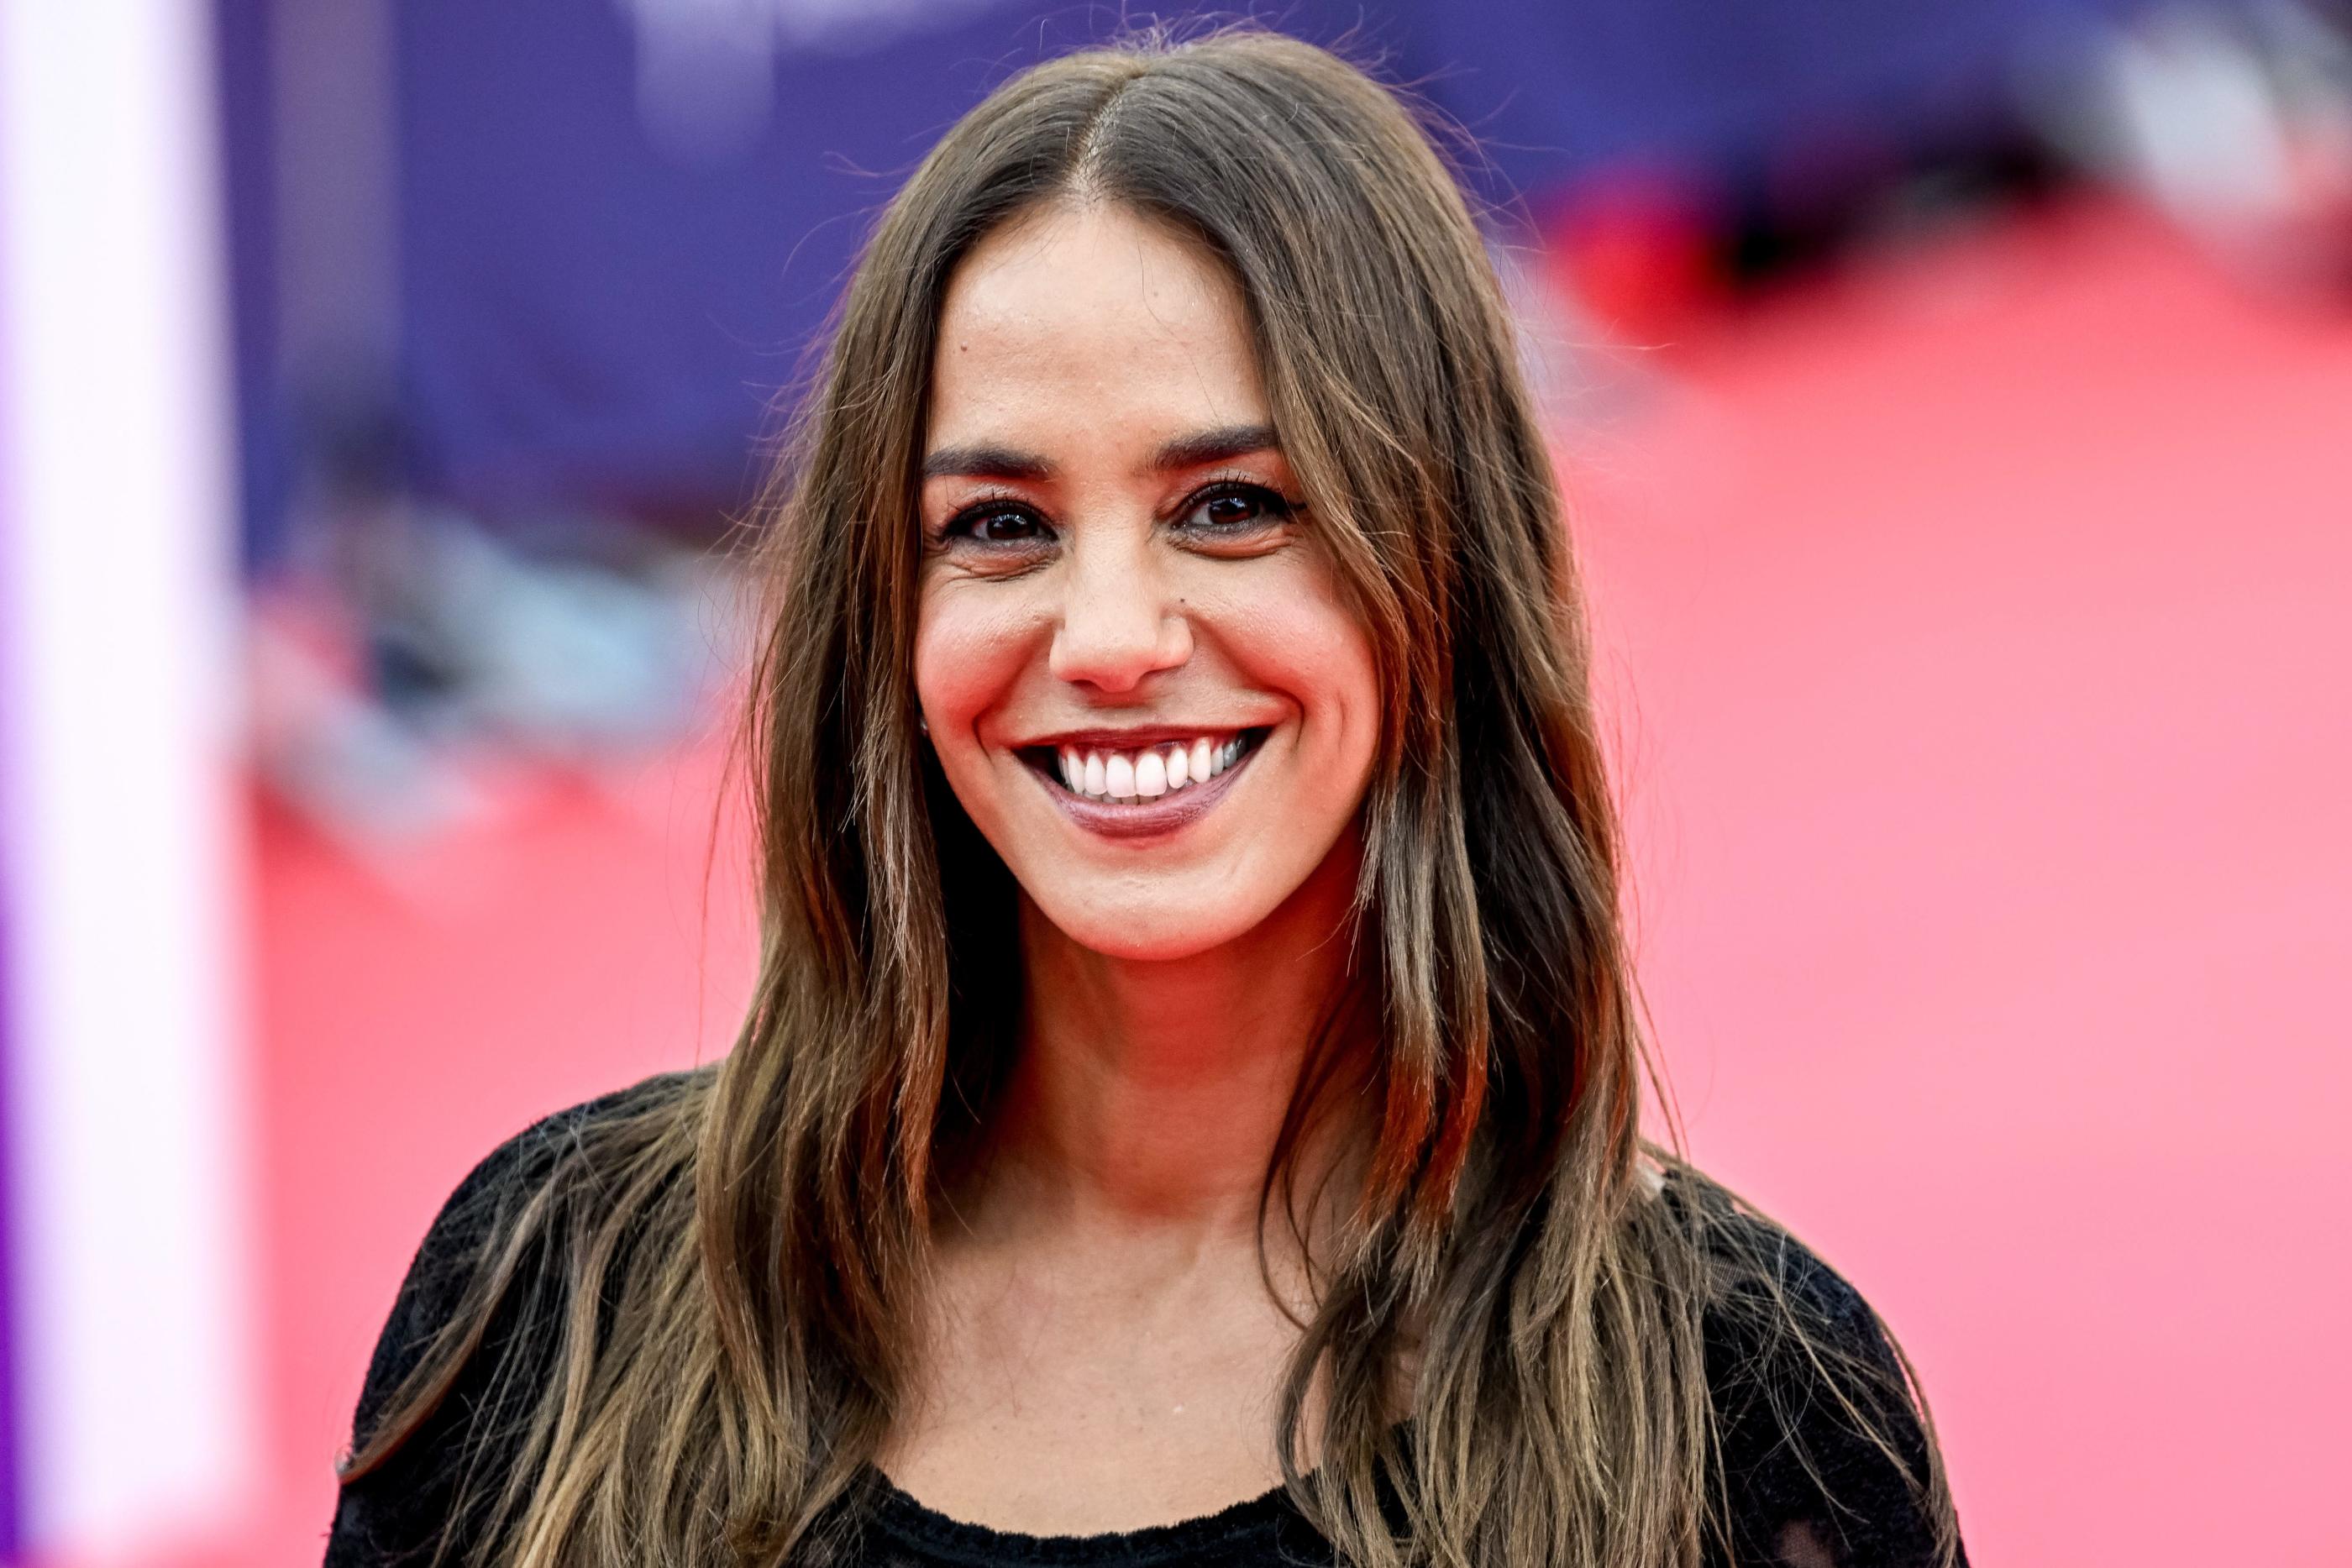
[{"xmin": 1027, "ymin": 885, "xmax": 1265, "ymax": 963}]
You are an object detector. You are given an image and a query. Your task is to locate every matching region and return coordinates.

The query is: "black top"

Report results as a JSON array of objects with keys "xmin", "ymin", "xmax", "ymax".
[{"xmin": 326, "ymin": 1083, "xmax": 1962, "ymax": 1567}]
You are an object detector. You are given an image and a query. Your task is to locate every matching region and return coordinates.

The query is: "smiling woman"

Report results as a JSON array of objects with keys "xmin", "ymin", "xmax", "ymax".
[
  {"xmin": 915, "ymin": 205, "xmax": 1378, "ymax": 957},
  {"xmin": 325, "ymin": 28, "xmax": 1963, "ymax": 1568}
]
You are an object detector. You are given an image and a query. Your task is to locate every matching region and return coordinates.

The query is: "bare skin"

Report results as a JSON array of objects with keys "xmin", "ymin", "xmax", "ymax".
[
  {"xmin": 884, "ymin": 202, "xmax": 1383, "ymax": 1533},
  {"xmin": 880, "ymin": 859, "xmax": 1363, "ymax": 1532}
]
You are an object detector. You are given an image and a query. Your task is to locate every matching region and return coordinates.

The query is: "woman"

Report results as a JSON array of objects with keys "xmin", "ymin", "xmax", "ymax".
[{"xmin": 329, "ymin": 30, "xmax": 1963, "ymax": 1568}]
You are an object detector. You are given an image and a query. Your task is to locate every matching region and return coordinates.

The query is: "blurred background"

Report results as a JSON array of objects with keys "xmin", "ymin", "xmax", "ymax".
[{"xmin": 3, "ymin": 1, "xmax": 2349, "ymax": 1564}]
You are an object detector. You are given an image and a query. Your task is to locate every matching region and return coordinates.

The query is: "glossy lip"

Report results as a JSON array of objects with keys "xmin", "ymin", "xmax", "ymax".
[
  {"xmin": 1016, "ymin": 722, "xmax": 1252, "ymax": 752},
  {"xmin": 1023, "ymin": 729, "xmax": 1267, "ymax": 842}
]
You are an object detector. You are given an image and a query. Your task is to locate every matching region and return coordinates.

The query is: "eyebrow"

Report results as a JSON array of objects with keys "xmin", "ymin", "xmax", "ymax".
[
  {"xmin": 918, "ymin": 422, "xmax": 1280, "ymax": 482},
  {"xmin": 1148, "ymin": 422, "xmax": 1279, "ymax": 473},
  {"xmin": 919, "ymin": 442, "xmax": 1053, "ymax": 482}
]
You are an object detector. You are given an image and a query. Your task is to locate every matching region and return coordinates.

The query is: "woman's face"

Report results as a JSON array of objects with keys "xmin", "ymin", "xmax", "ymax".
[{"xmin": 913, "ymin": 203, "xmax": 1381, "ymax": 962}]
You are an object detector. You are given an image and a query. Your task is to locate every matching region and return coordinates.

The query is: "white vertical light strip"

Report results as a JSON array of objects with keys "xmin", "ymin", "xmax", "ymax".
[{"xmin": 0, "ymin": 0, "xmax": 255, "ymax": 1553}]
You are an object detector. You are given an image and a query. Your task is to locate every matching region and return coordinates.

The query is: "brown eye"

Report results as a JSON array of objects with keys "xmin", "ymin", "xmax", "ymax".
[
  {"xmin": 1181, "ymin": 483, "xmax": 1294, "ymax": 534},
  {"xmin": 945, "ymin": 504, "xmax": 1052, "ymax": 545}
]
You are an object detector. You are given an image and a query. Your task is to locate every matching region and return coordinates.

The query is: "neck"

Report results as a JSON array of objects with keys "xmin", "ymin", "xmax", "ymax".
[{"xmin": 974, "ymin": 842, "xmax": 1368, "ymax": 1249}]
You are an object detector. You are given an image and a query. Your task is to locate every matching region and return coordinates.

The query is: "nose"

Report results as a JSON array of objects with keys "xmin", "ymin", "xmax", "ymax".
[{"xmin": 1047, "ymin": 528, "xmax": 1192, "ymax": 694}]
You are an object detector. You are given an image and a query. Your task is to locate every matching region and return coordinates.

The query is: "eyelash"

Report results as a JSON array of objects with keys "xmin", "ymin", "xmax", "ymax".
[{"xmin": 937, "ymin": 478, "xmax": 1300, "ymax": 547}]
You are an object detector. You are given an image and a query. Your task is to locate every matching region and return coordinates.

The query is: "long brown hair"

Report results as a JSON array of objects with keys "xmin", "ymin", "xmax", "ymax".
[{"xmin": 344, "ymin": 28, "xmax": 1956, "ymax": 1567}]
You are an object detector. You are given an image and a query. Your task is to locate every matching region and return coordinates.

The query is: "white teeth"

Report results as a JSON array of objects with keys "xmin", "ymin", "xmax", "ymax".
[{"xmin": 1052, "ymin": 734, "xmax": 1252, "ymax": 801}]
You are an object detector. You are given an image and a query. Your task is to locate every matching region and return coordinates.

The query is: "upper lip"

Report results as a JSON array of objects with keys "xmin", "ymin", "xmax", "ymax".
[{"xmin": 1015, "ymin": 723, "xmax": 1260, "ymax": 751}]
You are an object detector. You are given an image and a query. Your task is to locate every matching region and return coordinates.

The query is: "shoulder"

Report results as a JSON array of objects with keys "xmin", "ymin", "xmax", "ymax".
[
  {"xmin": 455, "ymin": 1067, "xmax": 705, "ymax": 1204},
  {"xmin": 360, "ymin": 1069, "xmax": 701, "ymax": 1398},
  {"xmin": 354, "ymin": 1068, "xmax": 704, "ymax": 1431},
  {"xmin": 1693, "ymin": 1197, "xmax": 1893, "ymax": 1362},
  {"xmin": 326, "ymin": 1069, "xmax": 706, "ymax": 1566},
  {"xmin": 1671, "ymin": 1176, "xmax": 1965, "ymax": 1567}
]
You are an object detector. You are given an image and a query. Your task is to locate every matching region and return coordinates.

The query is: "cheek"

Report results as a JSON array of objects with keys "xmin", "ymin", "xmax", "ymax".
[
  {"xmin": 1296, "ymin": 611, "xmax": 1383, "ymax": 802},
  {"xmin": 1204, "ymin": 561, "xmax": 1381, "ymax": 764},
  {"xmin": 913, "ymin": 582, "xmax": 1040, "ymax": 733}
]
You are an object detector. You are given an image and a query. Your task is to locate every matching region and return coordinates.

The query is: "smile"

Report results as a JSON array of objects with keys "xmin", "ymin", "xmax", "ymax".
[{"xmin": 1017, "ymin": 728, "xmax": 1269, "ymax": 837}]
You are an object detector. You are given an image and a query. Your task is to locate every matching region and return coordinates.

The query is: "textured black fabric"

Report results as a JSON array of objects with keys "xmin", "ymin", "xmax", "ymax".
[{"xmin": 327, "ymin": 1084, "xmax": 1963, "ymax": 1568}]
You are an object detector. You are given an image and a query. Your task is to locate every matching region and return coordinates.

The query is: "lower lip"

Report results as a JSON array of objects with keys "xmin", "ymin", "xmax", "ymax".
[{"xmin": 1031, "ymin": 742, "xmax": 1261, "ymax": 841}]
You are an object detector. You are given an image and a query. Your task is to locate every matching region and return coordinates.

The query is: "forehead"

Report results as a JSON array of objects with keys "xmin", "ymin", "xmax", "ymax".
[{"xmin": 927, "ymin": 204, "xmax": 1268, "ymax": 445}]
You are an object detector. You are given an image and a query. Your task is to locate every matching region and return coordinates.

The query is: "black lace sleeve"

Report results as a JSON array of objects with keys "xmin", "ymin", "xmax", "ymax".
[
  {"xmin": 323, "ymin": 1090, "xmax": 641, "ymax": 1567},
  {"xmin": 1704, "ymin": 1220, "xmax": 1964, "ymax": 1568}
]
